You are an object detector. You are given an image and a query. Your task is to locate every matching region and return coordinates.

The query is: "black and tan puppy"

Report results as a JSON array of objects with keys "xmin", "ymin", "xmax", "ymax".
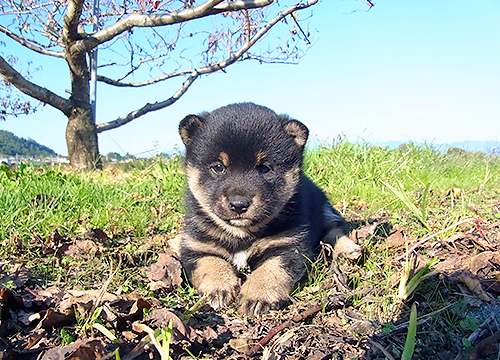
[{"xmin": 178, "ymin": 102, "xmax": 361, "ymax": 315}]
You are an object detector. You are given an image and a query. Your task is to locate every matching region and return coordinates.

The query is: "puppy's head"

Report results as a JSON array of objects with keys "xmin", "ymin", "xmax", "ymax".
[{"xmin": 179, "ymin": 103, "xmax": 308, "ymax": 237}]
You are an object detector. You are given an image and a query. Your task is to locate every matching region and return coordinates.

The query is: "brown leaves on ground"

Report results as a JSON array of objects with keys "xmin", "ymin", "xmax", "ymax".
[
  {"xmin": 40, "ymin": 339, "xmax": 107, "ymax": 360},
  {"xmin": 0, "ymin": 285, "xmax": 185, "ymax": 359},
  {"xmin": 349, "ymin": 214, "xmax": 500, "ymax": 360},
  {"xmin": 2, "ymin": 214, "xmax": 500, "ymax": 360}
]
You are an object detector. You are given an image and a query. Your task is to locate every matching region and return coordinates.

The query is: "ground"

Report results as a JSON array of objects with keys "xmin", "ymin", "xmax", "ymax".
[
  {"xmin": 1, "ymin": 146, "xmax": 499, "ymax": 359},
  {"xmin": 1, "ymin": 212, "xmax": 499, "ymax": 360}
]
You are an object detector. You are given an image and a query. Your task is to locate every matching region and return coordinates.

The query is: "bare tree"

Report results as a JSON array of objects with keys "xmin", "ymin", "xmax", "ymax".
[{"xmin": 0, "ymin": 0, "xmax": 368, "ymax": 170}]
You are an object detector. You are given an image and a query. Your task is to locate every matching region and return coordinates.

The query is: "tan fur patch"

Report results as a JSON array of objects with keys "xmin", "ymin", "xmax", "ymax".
[
  {"xmin": 181, "ymin": 233, "xmax": 231, "ymax": 260},
  {"xmin": 239, "ymin": 257, "xmax": 293, "ymax": 315},
  {"xmin": 323, "ymin": 231, "xmax": 362, "ymax": 260},
  {"xmin": 185, "ymin": 164, "xmax": 256, "ymax": 241},
  {"xmin": 179, "ymin": 115, "xmax": 203, "ymax": 146},
  {"xmin": 219, "ymin": 152, "xmax": 230, "ymax": 166},
  {"xmin": 193, "ymin": 256, "xmax": 240, "ymax": 309},
  {"xmin": 167, "ymin": 235, "xmax": 181, "ymax": 257},
  {"xmin": 255, "ymin": 151, "xmax": 267, "ymax": 163},
  {"xmin": 179, "ymin": 128, "xmax": 191, "ymax": 146},
  {"xmin": 284, "ymin": 121, "xmax": 308, "ymax": 146}
]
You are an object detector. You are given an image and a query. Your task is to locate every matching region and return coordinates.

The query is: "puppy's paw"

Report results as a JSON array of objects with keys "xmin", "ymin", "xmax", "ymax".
[
  {"xmin": 238, "ymin": 257, "xmax": 293, "ymax": 316},
  {"xmin": 204, "ymin": 286, "xmax": 239, "ymax": 310},
  {"xmin": 192, "ymin": 256, "xmax": 240, "ymax": 310},
  {"xmin": 334, "ymin": 235, "xmax": 362, "ymax": 259},
  {"xmin": 238, "ymin": 284, "xmax": 289, "ymax": 316}
]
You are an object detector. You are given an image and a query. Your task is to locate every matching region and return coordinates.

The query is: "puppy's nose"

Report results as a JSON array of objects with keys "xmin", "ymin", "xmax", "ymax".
[{"xmin": 228, "ymin": 197, "xmax": 251, "ymax": 215}]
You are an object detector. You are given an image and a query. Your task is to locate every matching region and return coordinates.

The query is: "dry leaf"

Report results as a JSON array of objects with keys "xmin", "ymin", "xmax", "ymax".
[
  {"xmin": 40, "ymin": 338, "xmax": 106, "ymax": 360},
  {"xmin": 203, "ymin": 326, "xmax": 218, "ymax": 342},
  {"xmin": 146, "ymin": 250, "xmax": 182, "ymax": 290},
  {"xmin": 470, "ymin": 251, "xmax": 500, "ymax": 276},
  {"xmin": 145, "ymin": 308, "xmax": 195, "ymax": 343},
  {"xmin": 59, "ymin": 290, "xmax": 119, "ymax": 317},
  {"xmin": 458, "ymin": 272, "xmax": 493, "ymax": 302},
  {"xmin": 229, "ymin": 338, "xmax": 252, "ymax": 354},
  {"xmin": 25, "ymin": 328, "xmax": 46, "ymax": 349},
  {"xmin": 39, "ymin": 308, "xmax": 75, "ymax": 329},
  {"xmin": 83, "ymin": 228, "xmax": 109, "ymax": 241},
  {"xmin": 64, "ymin": 240, "xmax": 101, "ymax": 257},
  {"xmin": 385, "ymin": 226, "xmax": 407, "ymax": 248}
]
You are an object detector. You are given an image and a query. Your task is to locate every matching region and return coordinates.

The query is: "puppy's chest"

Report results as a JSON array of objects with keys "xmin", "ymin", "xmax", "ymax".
[
  {"xmin": 227, "ymin": 241, "xmax": 302, "ymax": 272},
  {"xmin": 231, "ymin": 250, "xmax": 250, "ymax": 271}
]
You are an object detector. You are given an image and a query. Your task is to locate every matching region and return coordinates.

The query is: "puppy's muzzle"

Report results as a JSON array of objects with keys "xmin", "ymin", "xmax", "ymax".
[{"xmin": 228, "ymin": 197, "xmax": 251, "ymax": 215}]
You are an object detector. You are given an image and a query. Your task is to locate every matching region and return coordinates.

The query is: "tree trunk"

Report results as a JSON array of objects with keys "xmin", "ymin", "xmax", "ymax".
[
  {"xmin": 65, "ymin": 107, "xmax": 102, "ymax": 170},
  {"xmin": 64, "ymin": 24, "xmax": 102, "ymax": 171}
]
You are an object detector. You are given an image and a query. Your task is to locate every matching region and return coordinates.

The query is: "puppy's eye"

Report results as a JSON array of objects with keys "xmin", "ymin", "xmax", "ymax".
[
  {"xmin": 211, "ymin": 163, "xmax": 226, "ymax": 174},
  {"xmin": 256, "ymin": 164, "xmax": 272, "ymax": 174}
]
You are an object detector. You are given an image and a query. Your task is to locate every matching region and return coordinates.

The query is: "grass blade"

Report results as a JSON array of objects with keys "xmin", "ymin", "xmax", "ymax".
[
  {"xmin": 380, "ymin": 180, "xmax": 430, "ymax": 230},
  {"xmin": 92, "ymin": 323, "xmax": 117, "ymax": 342},
  {"xmin": 401, "ymin": 302, "xmax": 417, "ymax": 360}
]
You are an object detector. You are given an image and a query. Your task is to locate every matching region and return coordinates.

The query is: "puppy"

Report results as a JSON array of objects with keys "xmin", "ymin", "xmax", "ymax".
[{"xmin": 178, "ymin": 103, "xmax": 361, "ymax": 315}]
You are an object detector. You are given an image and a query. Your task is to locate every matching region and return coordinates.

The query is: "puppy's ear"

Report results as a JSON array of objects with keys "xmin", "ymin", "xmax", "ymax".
[
  {"xmin": 284, "ymin": 119, "xmax": 309, "ymax": 147},
  {"xmin": 179, "ymin": 114, "xmax": 204, "ymax": 146}
]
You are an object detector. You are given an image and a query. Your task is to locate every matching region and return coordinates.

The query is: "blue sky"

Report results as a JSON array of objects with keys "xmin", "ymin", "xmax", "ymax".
[{"xmin": 2, "ymin": 0, "xmax": 500, "ymax": 156}]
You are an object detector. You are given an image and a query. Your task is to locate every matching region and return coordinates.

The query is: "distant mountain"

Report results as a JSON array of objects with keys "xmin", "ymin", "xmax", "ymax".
[{"xmin": 0, "ymin": 130, "xmax": 58, "ymax": 158}]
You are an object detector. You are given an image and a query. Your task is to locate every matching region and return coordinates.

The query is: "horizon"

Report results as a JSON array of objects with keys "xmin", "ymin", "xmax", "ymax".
[{"xmin": 2, "ymin": 127, "xmax": 499, "ymax": 159}]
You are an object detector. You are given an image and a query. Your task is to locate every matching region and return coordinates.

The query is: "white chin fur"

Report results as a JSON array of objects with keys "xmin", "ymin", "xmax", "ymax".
[{"xmin": 229, "ymin": 219, "xmax": 252, "ymax": 227}]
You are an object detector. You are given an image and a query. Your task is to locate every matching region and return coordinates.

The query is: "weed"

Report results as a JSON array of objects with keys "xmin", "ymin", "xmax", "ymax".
[
  {"xmin": 133, "ymin": 321, "xmax": 173, "ymax": 360},
  {"xmin": 59, "ymin": 328, "xmax": 75, "ymax": 346}
]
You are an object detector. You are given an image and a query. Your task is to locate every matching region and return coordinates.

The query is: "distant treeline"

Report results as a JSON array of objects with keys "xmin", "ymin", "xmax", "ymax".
[{"xmin": 0, "ymin": 130, "xmax": 58, "ymax": 157}]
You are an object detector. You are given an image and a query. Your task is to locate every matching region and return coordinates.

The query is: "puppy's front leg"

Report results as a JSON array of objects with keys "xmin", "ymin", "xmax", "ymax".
[
  {"xmin": 192, "ymin": 256, "xmax": 240, "ymax": 309},
  {"xmin": 239, "ymin": 256, "xmax": 297, "ymax": 316},
  {"xmin": 324, "ymin": 227, "xmax": 362, "ymax": 259}
]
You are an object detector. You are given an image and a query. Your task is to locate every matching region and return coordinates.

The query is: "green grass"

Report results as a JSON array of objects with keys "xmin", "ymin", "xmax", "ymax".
[
  {"xmin": 0, "ymin": 157, "xmax": 186, "ymax": 289},
  {"xmin": 0, "ymin": 156, "xmax": 185, "ymax": 243},
  {"xmin": 1, "ymin": 143, "xmax": 497, "ymax": 247},
  {"xmin": 304, "ymin": 142, "xmax": 499, "ymax": 232}
]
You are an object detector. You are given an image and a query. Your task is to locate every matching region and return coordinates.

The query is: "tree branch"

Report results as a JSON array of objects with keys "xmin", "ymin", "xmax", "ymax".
[
  {"xmin": 96, "ymin": 69, "xmax": 194, "ymax": 87},
  {"xmin": 95, "ymin": 0, "xmax": 318, "ymax": 133},
  {"xmin": 63, "ymin": 0, "xmax": 84, "ymax": 43},
  {"xmin": 0, "ymin": 55, "xmax": 72, "ymax": 116},
  {"xmin": 96, "ymin": 72, "xmax": 199, "ymax": 132},
  {"xmin": 0, "ymin": 25, "xmax": 64, "ymax": 58},
  {"xmin": 196, "ymin": 0, "xmax": 318, "ymax": 74},
  {"xmin": 71, "ymin": 0, "xmax": 274, "ymax": 54}
]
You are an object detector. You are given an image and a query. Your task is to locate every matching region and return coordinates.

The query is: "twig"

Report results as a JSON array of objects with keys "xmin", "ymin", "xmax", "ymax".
[
  {"xmin": 394, "ymin": 217, "xmax": 476, "ymax": 262},
  {"xmin": 289, "ymin": 11, "xmax": 310, "ymax": 45},
  {"xmin": 329, "ymin": 263, "xmax": 350, "ymax": 292},
  {"xmin": 367, "ymin": 339, "xmax": 396, "ymax": 360},
  {"xmin": 468, "ymin": 315, "xmax": 495, "ymax": 345},
  {"xmin": 246, "ymin": 303, "xmax": 322, "ymax": 356},
  {"xmin": 488, "ymin": 220, "xmax": 500, "ymax": 228},
  {"xmin": 377, "ymin": 300, "xmax": 455, "ymax": 338},
  {"xmin": 244, "ymin": 9, "xmax": 251, "ymax": 44},
  {"xmin": 473, "ymin": 218, "xmax": 490, "ymax": 243}
]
